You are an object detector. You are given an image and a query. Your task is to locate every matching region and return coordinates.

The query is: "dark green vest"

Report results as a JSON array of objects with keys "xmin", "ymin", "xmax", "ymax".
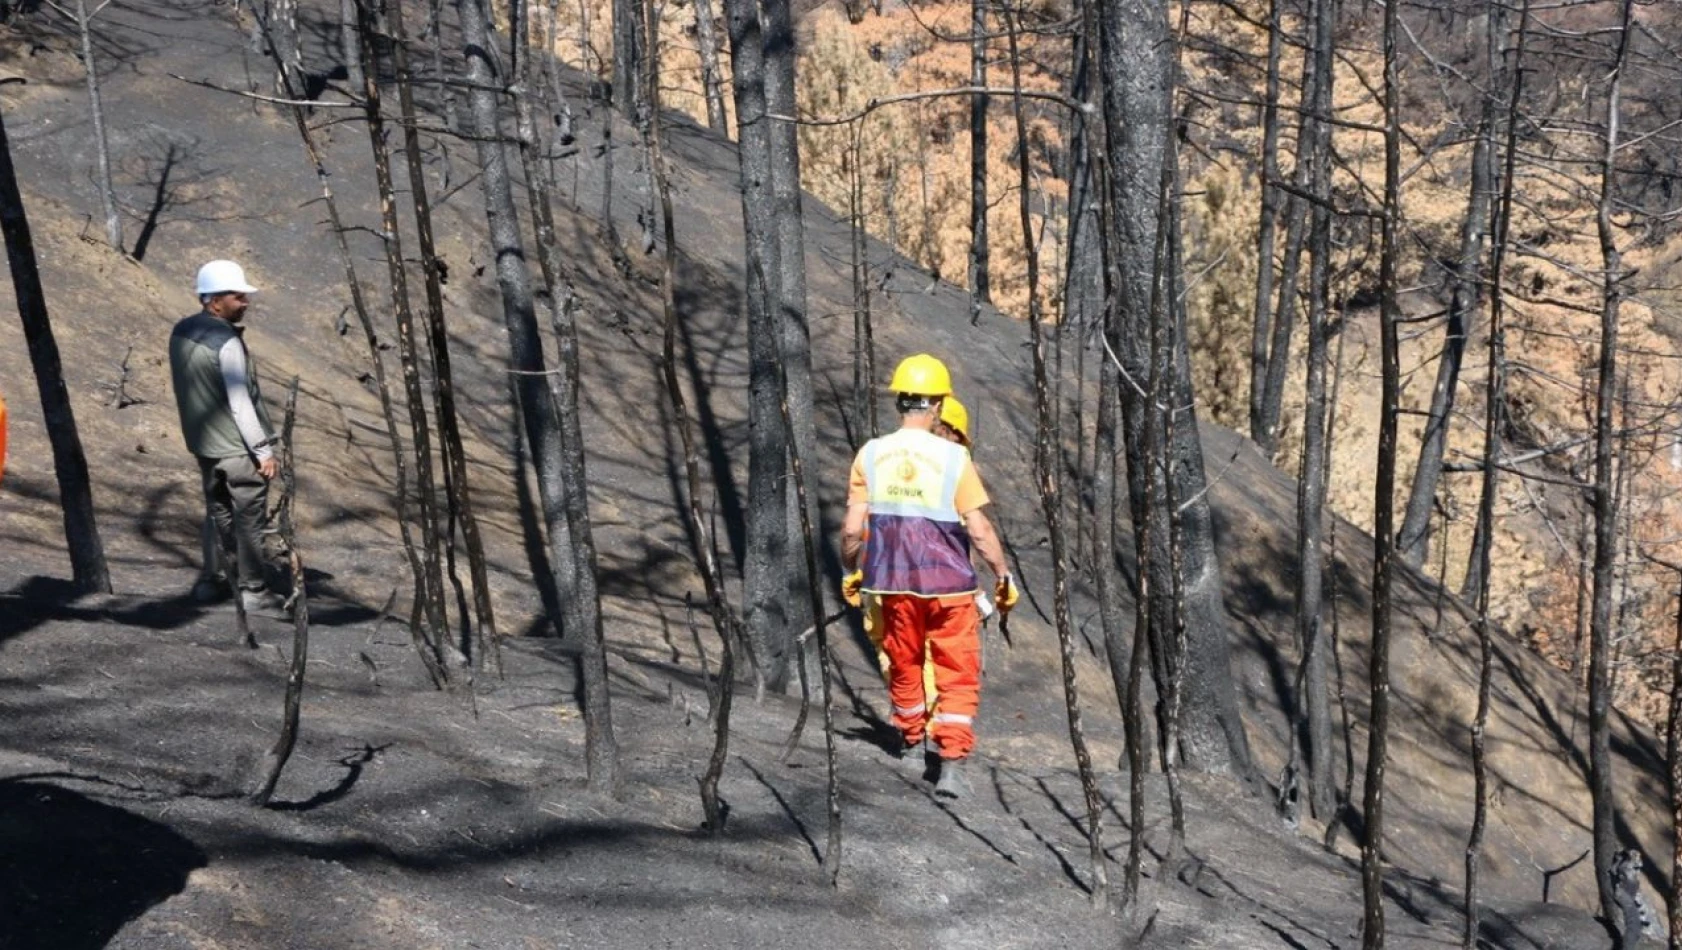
[{"xmin": 168, "ymin": 311, "xmax": 273, "ymax": 459}]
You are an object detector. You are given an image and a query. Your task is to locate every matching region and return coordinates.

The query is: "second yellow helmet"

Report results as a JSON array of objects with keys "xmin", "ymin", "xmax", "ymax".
[{"xmin": 939, "ymin": 395, "xmax": 970, "ymax": 445}]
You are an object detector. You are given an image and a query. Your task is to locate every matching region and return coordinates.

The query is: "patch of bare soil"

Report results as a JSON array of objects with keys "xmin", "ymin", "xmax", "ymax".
[{"xmin": 0, "ymin": 1, "xmax": 1666, "ymax": 948}]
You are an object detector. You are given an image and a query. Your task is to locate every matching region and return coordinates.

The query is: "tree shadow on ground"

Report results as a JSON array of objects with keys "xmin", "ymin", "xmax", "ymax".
[
  {"xmin": 0, "ymin": 576, "xmax": 201, "ymax": 645},
  {"xmin": 0, "ymin": 573, "xmax": 379, "ymax": 647},
  {"xmin": 1477, "ymin": 898, "xmax": 1620, "ymax": 950},
  {"xmin": 266, "ymin": 742, "xmax": 388, "ymax": 813},
  {"xmin": 0, "ymin": 777, "xmax": 206, "ymax": 950},
  {"xmin": 737, "ymin": 756, "xmax": 821, "ymax": 864}
]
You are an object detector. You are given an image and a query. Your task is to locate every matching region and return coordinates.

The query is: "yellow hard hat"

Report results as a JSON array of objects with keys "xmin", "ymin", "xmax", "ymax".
[
  {"xmin": 888, "ymin": 353, "xmax": 952, "ymax": 397},
  {"xmin": 939, "ymin": 395, "xmax": 970, "ymax": 444}
]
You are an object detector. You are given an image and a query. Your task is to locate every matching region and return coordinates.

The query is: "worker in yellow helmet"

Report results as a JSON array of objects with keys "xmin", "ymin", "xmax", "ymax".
[
  {"xmin": 935, "ymin": 395, "xmax": 970, "ymax": 449},
  {"xmin": 840, "ymin": 355, "xmax": 1018, "ymax": 798},
  {"xmin": 860, "ymin": 393, "xmax": 975, "ymax": 706},
  {"xmin": 842, "ymin": 384, "xmax": 978, "ymax": 620}
]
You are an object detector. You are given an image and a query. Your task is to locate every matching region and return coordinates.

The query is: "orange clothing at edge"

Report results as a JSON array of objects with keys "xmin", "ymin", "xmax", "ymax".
[{"xmin": 848, "ymin": 428, "xmax": 988, "ymax": 760}]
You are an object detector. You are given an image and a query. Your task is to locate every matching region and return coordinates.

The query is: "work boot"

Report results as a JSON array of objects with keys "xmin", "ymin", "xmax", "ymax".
[
  {"xmin": 190, "ymin": 575, "xmax": 230, "ymax": 603},
  {"xmin": 240, "ymin": 588, "xmax": 291, "ymax": 620},
  {"xmin": 934, "ymin": 757, "xmax": 970, "ymax": 800}
]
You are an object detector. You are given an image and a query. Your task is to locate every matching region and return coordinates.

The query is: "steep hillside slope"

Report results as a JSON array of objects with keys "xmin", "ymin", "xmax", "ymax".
[{"xmin": 0, "ymin": 1, "xmax": 1671, "ymax": 947}]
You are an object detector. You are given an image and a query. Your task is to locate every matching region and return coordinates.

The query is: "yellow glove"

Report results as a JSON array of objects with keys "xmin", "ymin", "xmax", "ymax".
[
  {"xmin": 842, "ymin": 569, "xmax": 865, "ymax": 609},
  {"xmin": 995, "ymin": 574, "xmax": 1020, "ymax": 613}
]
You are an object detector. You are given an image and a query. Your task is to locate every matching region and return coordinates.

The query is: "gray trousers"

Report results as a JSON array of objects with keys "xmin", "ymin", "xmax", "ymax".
[{"xmin": 197, "ymin": 454, "xmax": 269, "ymax": 592}]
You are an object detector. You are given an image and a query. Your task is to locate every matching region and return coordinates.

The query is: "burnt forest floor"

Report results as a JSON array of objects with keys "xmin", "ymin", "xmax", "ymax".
[{"xmin": 0, "ymin": 0, "xmax": 1664, "ymax": 947}]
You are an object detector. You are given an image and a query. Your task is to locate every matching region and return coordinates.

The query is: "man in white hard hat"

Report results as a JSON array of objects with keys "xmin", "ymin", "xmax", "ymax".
[{"xmin": 169, "ymin": 260, "xmax": 285, "ymax": 616}]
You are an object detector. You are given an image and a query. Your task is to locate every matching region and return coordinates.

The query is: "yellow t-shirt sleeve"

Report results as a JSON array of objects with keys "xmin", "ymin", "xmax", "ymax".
[
  {"xmin": 847, "ymin": 453, "xmax": 868, "ymax": 506},
  {"xmin": 954, "ymin": 458, "xmax": 989, "ymax": 515}
]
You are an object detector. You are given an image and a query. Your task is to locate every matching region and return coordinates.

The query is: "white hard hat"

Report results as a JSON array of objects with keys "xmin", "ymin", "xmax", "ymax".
[{"xmin": 195, "ymin": 260, "xmax": 258, "ymax": 296}]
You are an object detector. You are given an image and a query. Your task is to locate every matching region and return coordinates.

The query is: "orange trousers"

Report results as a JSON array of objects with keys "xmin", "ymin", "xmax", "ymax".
[{"xmin": 878, "ymin": 593, "xmax": 981, "ymax": 760}]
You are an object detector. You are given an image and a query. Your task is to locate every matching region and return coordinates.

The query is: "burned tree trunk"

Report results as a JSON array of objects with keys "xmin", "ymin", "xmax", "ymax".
[
  {"xmin": 257, "ymin": 0, "xmax": 306, "ymax": 96},
  {"xmin": 1588, "ymin": 0, "xmax": 1636, "ymax": 927},
  {"xmin": 847, "ymin": 124, "xmax": 878, "ymax": 442},
  {"xmin": 1292, "ymin": 0, "xmax": 1336, "ymax": 822},
  {"xmin": 428, "ymin": 0, "xmax": 459, "ymax": 154},
  {"xmin": 722, "ymin": 0, "xmax": 790, "ymax": 694},
  {"xmin": 966, "ymin": 0, "xmax": 989, "ymax": 322},
  {"xmin": 1096, "ymin": 0, "xmax": 1251, "ymax": 776},
  {"xmin": 1394, "ymin": 4, "xmax": 1503, "ymax": 569},
  {"xmin": 1075, "ymin": 0, "xmax": 1163, "ymax": 832},
  {"xmin": 761, "ymin": 0, "xmax": 820, "ymax": 657},
  {"xmin": 1085, "ymin": 91, "xmax": 1158, "ymax": 894},
  {"xmin": 250, "ymin": 378, "xmax": 309, "ymax": 807},
  {"xmin": 1253, "ymin": 27, "xmax": 1316, "ymax": 460},
  {"xmin": 0, "ymin": 99, "xmax": 110, "ymax": 594},
  {"xmin": 1321, "ymin": 310, "xmax": 1356, "ymax": 852},
  {"xmin": 71, "ymin": 0, "xmax": 121, "ymax": 252},
  {"xmin": 456, "ymin": 0, "xmax": 578, "ymax": 615},
  {"xmin": 1667, "ymin": 570, "xmax": 1682, "ymax": 950},
  {"xmin": 259, "ymin": 12, "xmax": 445, "ymax": 685},
  {"xmin": 1009, "ymin": 7, "xmax": 1107, "ymax": 905},
  {"xmin": 1062, "ymin": 30, "xmax": 1102, "ymax": 570},
  {"xmin": 537, "ymin": 0, "xmax": 579, "ymax": 194},
  {"xmin": 1362, "ymin": 0, "xmax": 1404, "ymax": 940},
  {"xmin": 458, "ymin": 0, "xmax": 622, "ymax": 794},
  {"xmin": 1093, "ymin": 289, "xmax": 1138, "ymax": 769},
  {"xmin": 505, "ymin": 0, "xmax": 621, "ymax": 791},
  {"xmin": 340, "ymin": 0, "xmax": 364, "ymax": 92},
  {"xmin": 756, "ymin": 25, "xmax": 827, "ymax": 860},
  {"xmin": 1082, "ymin": 0, "xmax": 1157, "ymax": 798},
  {"xmin": 775, "ymin": 322, "xmax": 842, "ymax": 883},
  {"xmin": 648, "ymin": 49, "xmax": 739, "ymax": 831},
  {"xmin": 691, "ymin": 0, "xmax": 727, "ymax": 135},
  {"xmin": 1159, "ymin": 143, "xmax": 1190, "ymax": 873},
  {"xmin": 1246, "ymin": 0, "xmax": 1283, "ymax": 444},
  {"xmin": 611, "ymin": 0, "xmax": 643, "ymax": 114},
  {"xmin": 386, "ymin": 0, "xmax": 499, "ymax": 665},
  {"xmin": 355, "ymin": 0, "xmax": 455, "ymax": 678},
  {"xmin": 257, "ymin": 12, "xmax": 442, "ymax": 683},
  {"xmin": 1464, "ymin": 0, "xmax": 1521, "ymax": 942}
]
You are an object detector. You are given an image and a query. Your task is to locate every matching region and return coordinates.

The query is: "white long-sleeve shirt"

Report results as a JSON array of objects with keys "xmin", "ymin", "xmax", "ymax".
[{"xmin": 217, "ymin": 337, "xmax": 273, "ymax": 462}]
